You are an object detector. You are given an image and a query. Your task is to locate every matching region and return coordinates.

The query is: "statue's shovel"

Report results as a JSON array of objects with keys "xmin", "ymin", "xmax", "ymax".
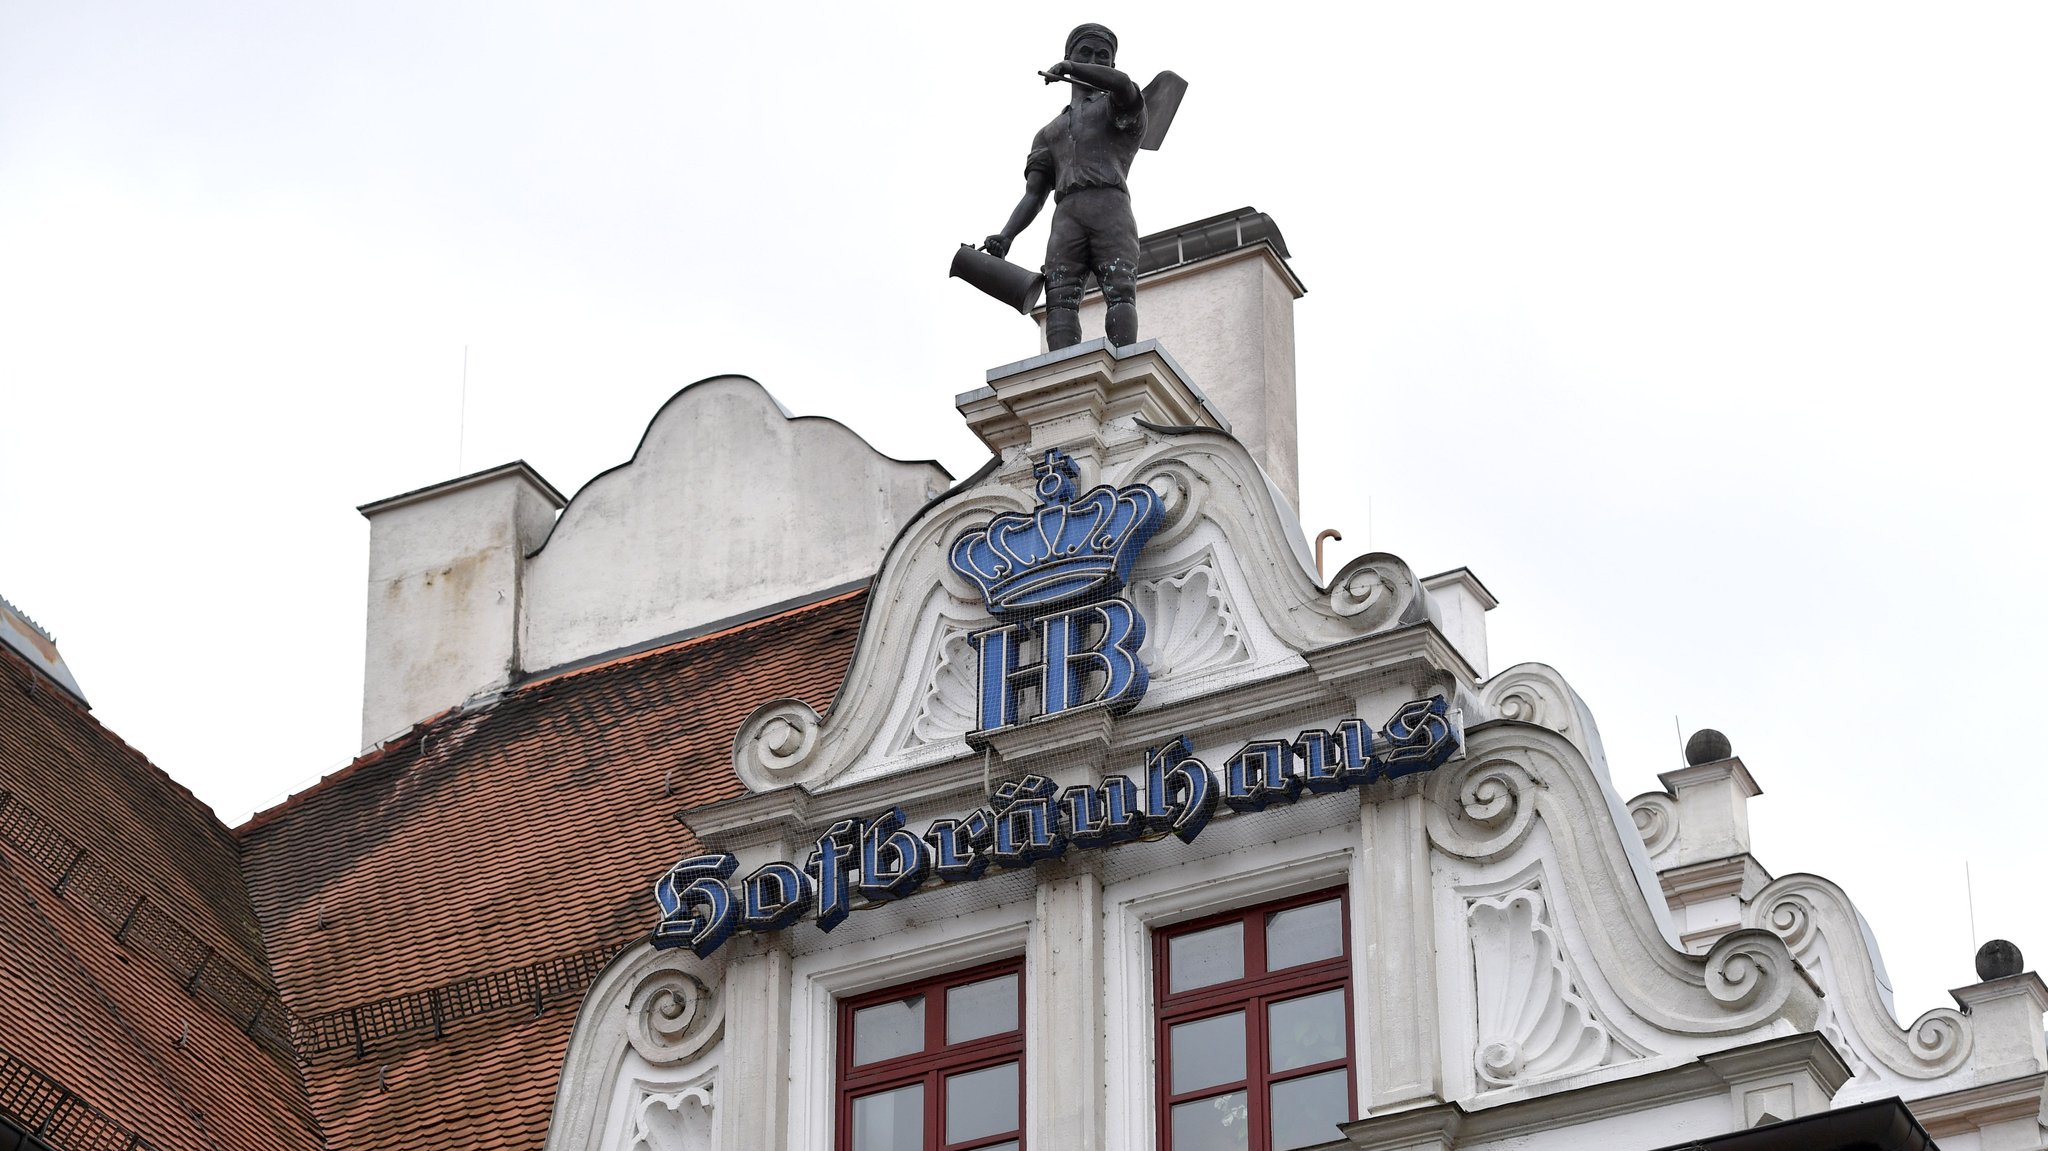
[{"xmin": 1140, "ymin": 71, "xmax": 1187, "ymax": 151}]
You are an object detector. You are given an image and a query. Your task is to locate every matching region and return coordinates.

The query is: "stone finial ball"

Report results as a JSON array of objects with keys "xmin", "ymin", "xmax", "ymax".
[
  {"xmin": 1976, "ymin": 939, "xmax": 2024, "ymax": 981},
  {"xmin": 1684, "ymin": 729, "xmax": 1733, "ymax": 766}
]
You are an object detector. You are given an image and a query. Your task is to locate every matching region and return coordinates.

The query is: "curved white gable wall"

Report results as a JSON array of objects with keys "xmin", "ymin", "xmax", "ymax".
[
  {"xmin": 518, "ymin": 377, "xmax": 949, "ymax": 674},
  {"xmin": 358, "ymin": 378, "xmax": 949, "ymax": 750}
]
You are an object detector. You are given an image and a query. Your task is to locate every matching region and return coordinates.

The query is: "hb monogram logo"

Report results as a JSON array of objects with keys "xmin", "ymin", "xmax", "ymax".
[{"xmin": 949, "ymin": 449, "xmax": 1165, "ymax": 736}]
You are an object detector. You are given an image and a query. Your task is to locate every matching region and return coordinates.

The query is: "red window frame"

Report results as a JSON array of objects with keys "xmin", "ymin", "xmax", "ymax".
[
  {"xmin": 1153, "ymin": 888, "xmax": 1356, "ymax": 1151},
  {"xmin": 836, "ymin": 959, "xmax": 1026, "ymax": 1151}
]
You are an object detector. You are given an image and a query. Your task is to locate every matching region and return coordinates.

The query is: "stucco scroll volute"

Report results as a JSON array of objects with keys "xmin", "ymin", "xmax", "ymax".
[
  {"xmin": 1425, "ymin": 754, "xmax": 1542, "ymax": 864},
  {"xmin": 628, "ymin": 967, "xmax": 724, "ymax": 1066},
  {"xmin": 1746, "ymin": 877, "xmax": 1971, "ymax": 1079},
  {"xmin": 1128, "ymin": 457, "xmax": 1205, "ymax": 551},
  {"xmin": 732, "ymin": 701, "xmax": 823, "ymax": 793},
  {"xmin": 1326, "ymin": 553, "xmax": 1421, "ymax": 632},
  {"xmin": 543, "ymin": 944, "xmax": 732, "ymax": 1151},
  {"xmin": 1476, "ymin": 664, "xmax": 1615, "ymax": 784}
]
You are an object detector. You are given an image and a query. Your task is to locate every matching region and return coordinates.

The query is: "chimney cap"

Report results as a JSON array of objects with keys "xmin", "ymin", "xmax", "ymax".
[
  {"xmin": 357, "ymin": 460, "xmax": 567, "ymax": 519},
  {"xmin": 1136, "ymin": 207, "xmax": 1300, "ymax": 285}
]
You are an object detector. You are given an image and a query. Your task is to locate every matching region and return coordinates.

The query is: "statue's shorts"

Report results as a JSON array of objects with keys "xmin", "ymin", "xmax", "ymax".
[{"xmin": 1043, "ymin": 186, "xmax": 1140, "ymax": 312}]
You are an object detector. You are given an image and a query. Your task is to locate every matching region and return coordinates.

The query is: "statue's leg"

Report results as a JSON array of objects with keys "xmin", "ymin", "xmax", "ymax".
[
  {"xmin": 1099, "ymin": 256, "xmax": 1138, "ymax": 347},
  {"xmin": 1096, "ymin": 192, "xmax": 1141, "ymax": 347},
  {"xmin": 1043, "ymin": 203, "xmax": 1088, "ymax": 350},
  {"xmin": 1044, "ymin": 264, "xmax": 1085, "ymax": 350}
]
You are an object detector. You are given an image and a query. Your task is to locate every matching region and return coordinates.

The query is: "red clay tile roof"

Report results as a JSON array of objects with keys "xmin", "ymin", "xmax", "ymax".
[
  {"xmin": 238, "ymin": 587, "xmax": 867, "ymax": 1149},
  {"xmin": 0, "ymin": 644, "xmax": 320, "ymax": 1151}
]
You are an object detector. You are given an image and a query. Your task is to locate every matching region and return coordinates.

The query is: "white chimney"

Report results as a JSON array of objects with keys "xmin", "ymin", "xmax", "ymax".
[
  {"xmin": 1037, "ymin": 208, "xmax": 1305, "ymax": 510},
  {"xmin": 357, "ymin": 462, "xmax": 563, "ymax": 749}
]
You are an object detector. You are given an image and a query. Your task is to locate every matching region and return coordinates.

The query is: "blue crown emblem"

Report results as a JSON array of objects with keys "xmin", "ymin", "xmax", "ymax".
[{"xmin": 950, "ymin": 449, "xmax": 1164, "ymax": 617}]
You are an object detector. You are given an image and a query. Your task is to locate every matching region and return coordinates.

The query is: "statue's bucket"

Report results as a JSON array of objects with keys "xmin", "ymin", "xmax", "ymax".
[{"xmin": 950, "ymin": 245, "xmax": 1046, "ymax": 315}]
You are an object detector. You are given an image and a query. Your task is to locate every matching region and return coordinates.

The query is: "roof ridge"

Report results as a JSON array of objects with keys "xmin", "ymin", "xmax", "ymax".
[
  {"xmin": 0, "ymin": 643, "xmax": 236, "ymax": 850},
  {"xmin": 0, "ymin": 592, "xmax": 57, "ymax": 643},
  {"xmin": 236, "ymin": 704, "xmax": 462, "ymax": 835},
  {"xmin": 237, "ymin": 586, "xmax": 867, "ymax": 836}
]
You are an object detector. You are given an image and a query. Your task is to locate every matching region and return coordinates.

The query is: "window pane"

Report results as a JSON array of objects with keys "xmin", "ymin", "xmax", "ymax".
[
  {"xmin": 1269, "ymin": 1068, "xmax": 1349, "ymax": 1150},
  {"xmin": 1268, "ymin": 989, "xmax": 1347, "ymax": 1073},
  {"xmin": 1169, "ymin": 1010, "xmax": 1246, "ymax": 1093},
  {"xmin": 1265, "ymin": 900, "xmax": 1343, "ymax": 972},
  {"xmin": 947, "ymin": 974, "xmax": 1019, "ymax": 1045},
  {"xmin": 851, "ymin": 1083, "xmax": 923, "ymax": 1151},
  {"xmin": 944, "ymin": 1061, "xmax": 1019, "ymax": 1143},
  {"xmin": 1170, "ymin": 1090, "xmax": 1249, "ymax": 1151},
  {"xmin": 852, "ymin": 995, "xmax": 925, "ymax": 1066},
  {"xmin": 1168, "ymin": 921, "xmax": 1244, "ymax": 993}
]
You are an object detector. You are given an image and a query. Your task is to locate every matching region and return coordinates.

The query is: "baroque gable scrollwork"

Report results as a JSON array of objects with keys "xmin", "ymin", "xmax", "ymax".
[
  {"xmin": 727, "ymin": 422, "xmax": 1486, "ymax": 794},
  {"xmin": 1427, "ymin": 726, "xmax": 1821, "ymax": 1041},
  {"xmin": 628, "ymin": 967, "xmax": 723, "ymax": 1065},
  {"xmin": 1745, "ymin": 875, "xmax": 1970, "ymax": 1080},
  {"xmin": 544, "ymin": 945, "xmax": 730, "ymax": 1151},
  {"xmin": 1476, "ymin": 664, "xmax": 1614, "ymax": 785}
]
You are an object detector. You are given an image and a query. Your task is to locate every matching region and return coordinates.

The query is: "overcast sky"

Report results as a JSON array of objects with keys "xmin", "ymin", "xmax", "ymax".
[{"xmin": 4, "ymin": 3, "xmax": 2043, "ymax": 1025}]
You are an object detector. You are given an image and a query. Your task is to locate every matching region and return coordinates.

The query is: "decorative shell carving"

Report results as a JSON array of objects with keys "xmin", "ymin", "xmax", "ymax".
[
  {"xmin": 1128, "ymin": 561, "xmax": 1250, "ymax": 680},
  {"xmin": 901, "ymin": 625, "xmax": 978, "ymax": 749},
  {"xmin": 628, "ymin": 1083, "xmax": 714, "ymax": 1151},
  {"xmin": 627, "ymin": 967, "xmax": 723, "ymax": 1066},
  {"xmin": 1468, "ymin": 888, "xmax": 1615, "ymax": 1087}
]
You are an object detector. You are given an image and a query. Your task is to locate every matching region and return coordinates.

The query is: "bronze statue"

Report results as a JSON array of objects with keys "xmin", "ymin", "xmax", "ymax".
[{"xmin": 951, "ymin": 24, "xmax": 1185, "ymax": 349}]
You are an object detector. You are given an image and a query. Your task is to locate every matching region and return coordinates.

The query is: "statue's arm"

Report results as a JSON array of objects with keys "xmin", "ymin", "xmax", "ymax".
[
  {"xmin": 984, "ymin": 169, "xmax": 1053, "ymax": 259},
  {"xmin": 1054, "ymin": 62, "xmax": 1141, "ymax": 107}
]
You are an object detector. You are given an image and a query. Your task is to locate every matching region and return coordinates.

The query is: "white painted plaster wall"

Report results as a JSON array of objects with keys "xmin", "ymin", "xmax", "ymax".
[
  {"xmin": 359, "ymin": 380, "xmax": 951, "ymax": 747},
  {"xmin": 359, "ymin": 466, "xmax": 560, "ymax": 748},
  {"xmin": 517, "ymin": 377, "xmax": 949, "ymax": 674}
]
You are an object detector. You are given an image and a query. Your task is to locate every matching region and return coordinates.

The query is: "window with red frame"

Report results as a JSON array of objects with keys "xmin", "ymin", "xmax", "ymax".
[
  {"xmin": 838, "ymin": 960, "xmax": 1025, "ymax": 1151},
  {"xmin": 1154, "ymin": 889, "xmax": 1354, "ymax": 1151}
]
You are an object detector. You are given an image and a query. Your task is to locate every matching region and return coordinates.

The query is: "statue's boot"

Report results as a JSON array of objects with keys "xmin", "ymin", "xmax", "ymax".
[
  {"xmin": 1105, "ymin": 303, "xmax": 1137, "ymax": 347},
  {"xmin": 1045, "ymin": 264, "xmax": 1085, "ymax": 350},
  {"xmin": 1101, "ymin": 258, "xmax": 1139, "ymax": 347},
  {"xmin": 1046, "ymin": 307, "xmax": 1083, "ymax": 349}
]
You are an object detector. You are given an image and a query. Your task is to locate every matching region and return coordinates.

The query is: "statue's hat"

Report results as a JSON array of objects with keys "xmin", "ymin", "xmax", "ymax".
[{"xmin": 1066, "ymin": 23, "xmax": 1116, "ymax": 57}]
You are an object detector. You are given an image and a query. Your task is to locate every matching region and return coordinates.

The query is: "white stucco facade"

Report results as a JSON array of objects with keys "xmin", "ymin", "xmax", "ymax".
[{"xmin": 536, "ymin": 333, "xmax": 2048, "ymax": 1151}]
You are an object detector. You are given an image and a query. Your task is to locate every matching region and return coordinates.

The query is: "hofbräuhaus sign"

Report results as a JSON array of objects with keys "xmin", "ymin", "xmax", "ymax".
[{"xmin": 649, "ymin": 449, "xmax": 1460, "ymax": 957}]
